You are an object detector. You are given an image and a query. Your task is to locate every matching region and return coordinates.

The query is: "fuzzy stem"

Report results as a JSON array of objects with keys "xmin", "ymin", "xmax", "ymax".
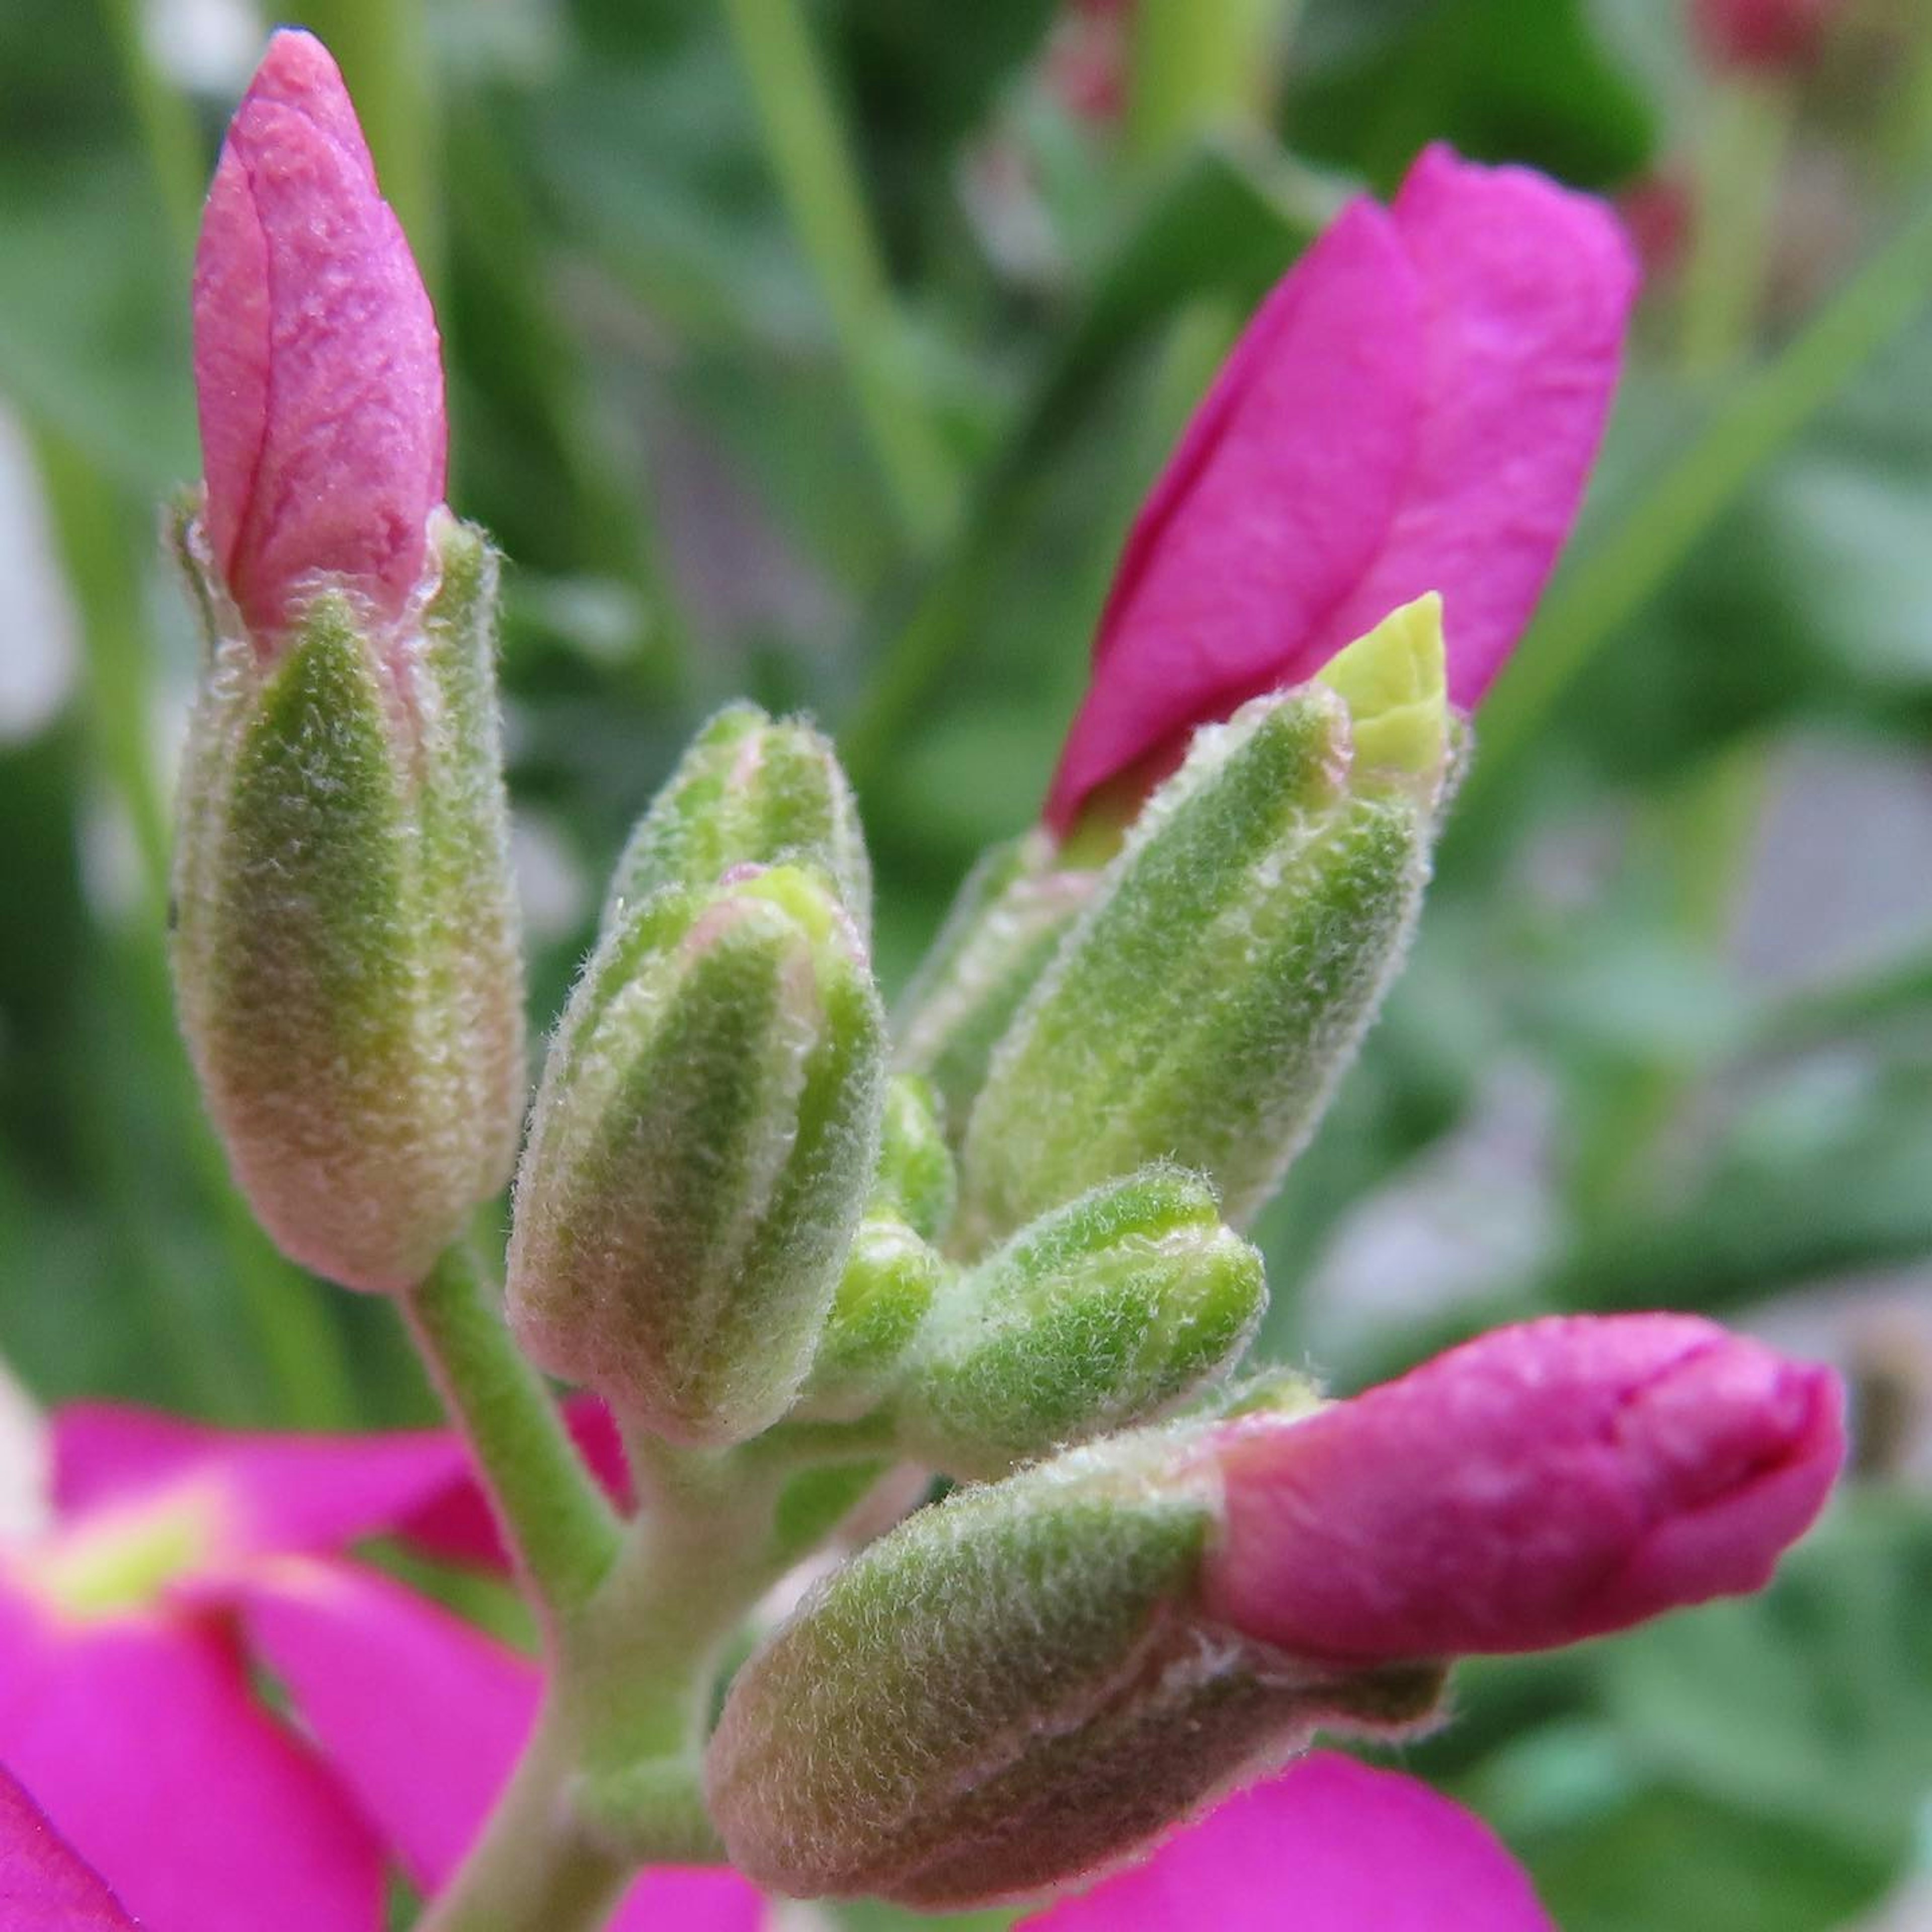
[{"xmin": 402, "ymin": 1244, "xmax": 622, "ymax": 1626}]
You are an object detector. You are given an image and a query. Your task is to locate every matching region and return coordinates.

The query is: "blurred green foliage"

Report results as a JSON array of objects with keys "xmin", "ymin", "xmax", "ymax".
[{"xmin": 3, "ymin": 0, "xmax": 1931, "ymax": 1923}]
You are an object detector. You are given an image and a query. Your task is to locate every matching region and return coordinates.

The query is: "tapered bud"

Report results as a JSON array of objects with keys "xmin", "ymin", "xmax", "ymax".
[
  {"xmin": 193, "ymin": 30, "xmax": 444, "ymax": 642},
  {"xmin": 893, "ymin": 1168, "xmax": 1266, "ymax": 1480},
  {"xmin": 1200, "ymin": 1314, "xmax": 1846, "ymax": 1662},
  {"xmin": 871, "ymin": 1074, "xmax": 955, "ymax": 1241},
  {"xmin": 706, "ymin": 1431, "xmax": 1442, "ymax": 1908},
  {"xmin": 171, "ymin": 514, "xmax": 524, "ymax": 1292},
  {"xmin": 603, "ymin": 704, "xmax": 870, "ymax": 939},
  {"xmin": 709, "ymin": 1315, "xmax": 1841, "ymax": 1909},
  {"xmin": 795, "ymin": 1217, "xmax": 948, "ymax": 1422},
  {"xmin": 895, "ymin": 834, "xmax": 1099, "ymax": 1141},
  {"xmin": 957, "ymin": 599, "xmax": 1447, "ymax": 1248},
  {"xmin": 507, "ymin": 866, "xmax": 887, "ymax": 1444}
]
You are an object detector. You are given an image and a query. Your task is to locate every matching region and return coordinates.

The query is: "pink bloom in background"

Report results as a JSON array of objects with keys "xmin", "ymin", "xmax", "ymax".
[
  {"xmin": 1026, "ymin": 1752, "xmax": 1554, "ymax": 1932},
  {"xmin": 0, "ymin": 1404, "xmax": 759, "ymax": 1932},
  {"xmin": 1044, "ymin": 143, "xmax": 1637, "ymax": 834},
  {"xmin": 1691, "ymin": 0, "xmax": 1843, "ymax": 73},
  {"xmin": 1200, "ymin": 1314, "xmax": 1844, "ymax": 1665},
  {"xmin": 193, "ymin": 29, "xmax": 446, "ymax": 641},
  {"xmin": 0, "ymin": 1762, "xmax": 137, "ymax": 1930}
]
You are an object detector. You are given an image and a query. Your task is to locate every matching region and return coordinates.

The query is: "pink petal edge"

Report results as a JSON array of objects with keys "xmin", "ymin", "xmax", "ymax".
[{"xmin": 0, "ymin": 1760, "xmax": 138, "ymax": 1930}]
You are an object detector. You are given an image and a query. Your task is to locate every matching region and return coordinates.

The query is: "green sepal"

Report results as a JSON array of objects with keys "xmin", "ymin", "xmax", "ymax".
[
  {"xmin": 603, "ymin": 703, "xmax": 871, "ymax": 940},
  {"xmin": 871, "ymin": 1073, "xmax": 956, "ymax": 1241},
  {"xmin": 706, "ymin": 1428, "xmax": 1446, "ymax": 1908},
  {"xmin": 955, "ymin": 610, "xmax": 1450, "ymax": 1248},
  {"xmin": 892, "ymin": 1166, "xmax": 1265, "ymax": 1479},
  {"xmin": 508, "ymin": 864, "xmax": 887, "ymax": 1444},
  {"xmin": 170, "ymin": 512, "xmax": 524, "ymax": 1292},
  {"xmin": 794, "ymin": 1217, "xmax": 947, "ymax": 1422}
]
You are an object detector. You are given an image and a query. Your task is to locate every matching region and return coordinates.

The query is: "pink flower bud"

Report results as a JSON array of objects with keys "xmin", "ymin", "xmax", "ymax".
[
  {"xmin": 1199, "ymin": 1315, "xmax": 1844, "ymax": 1663},
  {"xmin": 1044, "ymin": 144, "xmax": 1636, "ymax": 835},
  {"xmin": 1692, "ymin": 0, "xmax": 1842, "ymax": 74},
  {"xmin": 193, "ymin": 30, "xmax": 445, "ymax": 643}
]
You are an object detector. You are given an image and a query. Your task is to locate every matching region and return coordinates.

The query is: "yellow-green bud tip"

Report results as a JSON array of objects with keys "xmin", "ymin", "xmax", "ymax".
[{"xmin": 1317, "ymin": 594, "xmax": 1449, "ymax": 791}]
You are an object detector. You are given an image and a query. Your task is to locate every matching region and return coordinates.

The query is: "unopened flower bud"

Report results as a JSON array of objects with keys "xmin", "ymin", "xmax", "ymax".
[
  {"xmin": 193, "ymin": 30, "xmax": 444, "ymax": 642},
  {"xmin": 956, "ymin": 599, "xmax": 1447, "ymax": 1248},
  {"xmin": 894, "ymin": 834, "xmax": 1098, "ymax": 1138},
  {"xmin": 172, "ymin": 514, "xmax": 524, "ymax": 1292},
  {"xmin": 870, "ymin": 1074, "xmax": 955, "ymax": 1241},
  {"xmin": 507, "ymin": 866, "xmax": 887, "ymax": 1444},
  {"xmin": 706, "ymin": 1429, "xmax": 1440, "ymax": 1909},
  {"xmin": 795, "ymin": 1217, "xmax": 948, "ymax": 1422},
  {"xmin": 603, "ymin": 704, "xmax": 870, "ymax": 939},
  {"xmin": 1692, "ymin": 0, "xmax": 1842, "ymax": 74},
  {"xmin": 710, "ymin": 1315, "xmax": 1840, "ymax": 1910},
  {"xmin": 894, "ymin": 1167, "xmax": 1265, "ymax": 1480},
  {"xmin": 1199, "ymin": 1314, "xmax": 1845, "ymax": 1662}
]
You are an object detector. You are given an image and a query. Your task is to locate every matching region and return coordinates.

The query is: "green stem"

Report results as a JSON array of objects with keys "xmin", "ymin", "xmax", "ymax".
[
  {"xmin": 401, "ymin": 1245, "xmax": 621, "ymax": 1624},
  {"xmin": 721, "ymin": 0, "xmax": 959, "ymax": 550},
  {"xmin": 1680, "ymin": 79, "xmax": 1793, "ymax": 376},
  {"xmin": 1470, "ymin": 181, "xmax": 1932, "ymax": 791},
  {"xmin": 1126, "ymin": 0, "xmax": 1296, "ymax": 166}
]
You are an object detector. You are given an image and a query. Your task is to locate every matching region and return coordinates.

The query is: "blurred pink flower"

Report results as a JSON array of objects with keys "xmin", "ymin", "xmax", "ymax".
[
  {"xmin": 1044, "ymin": 144, "xmax": 1637, "ymax": 834},
  {"xmin": 0, "ymin": 1403, "xmax": 759, "ymax": 1932},
  {"xmin": 0, "ymin": 1761, "xmax": 137, "ymax": 1929},
  {"xmin": 1199, "ymin": 1314, "xmax": 1844, "ymax": 1664},
  {"xmin": 1691, "ymin": 0, "xmax": 1843, "ymax": 73},
  {"xmin": 1024, "ymin": 1751, "xmax": 1554, "ymax": 1931},
  {"xmin": 193, "ymin": 29, "xmax": 446, "ymax": 642}
]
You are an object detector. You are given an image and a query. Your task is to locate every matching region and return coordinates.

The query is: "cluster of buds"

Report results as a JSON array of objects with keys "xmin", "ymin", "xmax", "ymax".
[{"xmin": 154, "ymin": 31, "xmax": 1846, "ymax": 1928}]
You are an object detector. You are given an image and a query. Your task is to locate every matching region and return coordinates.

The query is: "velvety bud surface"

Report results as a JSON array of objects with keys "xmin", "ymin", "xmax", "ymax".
[
  {"xmin": 1200, "ymin": 1315, "xmax": 1845, "ymax": 1662},
  {"xmin": 193, "ymin": 30, "xmax": 445, "ymax": 641}
]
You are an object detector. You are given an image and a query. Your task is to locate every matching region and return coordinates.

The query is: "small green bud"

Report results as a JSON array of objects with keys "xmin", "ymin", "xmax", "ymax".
[
  {"xmin": 507, "ymin": 864, "xmax": 887, "ymax": 1444},
  {"xmin": 894, "ymin": 833, "xmax": 1098, "ymax": 1139},
  {"xmin": 794, "ymin": 1216, "xmax": 947, "ymax": 1422},
  {"xmin": 603, "ymin": 703, "xmax": 870, "ymax": 938},
  {"xmin": 955, "ymin": 601, "xmax": 1450, "ymax": 1248},
  {"xmin": 871, "ymin": 1073, "xmax": 955, "ymax": 1241},
  {"xmin": 171, "ymin": 513, "xmax": 524, "ymax": 1292},
  {"xmin": 893, "ymin": 1167, "xmax": 1265, "ymax": 1479},
  {"xmin": 706, "ymin": 1428, "xmax": 1443, "ymax": 1908}
]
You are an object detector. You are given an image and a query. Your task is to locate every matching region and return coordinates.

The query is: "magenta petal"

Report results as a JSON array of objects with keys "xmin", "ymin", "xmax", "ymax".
[
  {"xmin": 0, "ymin": 1762, "xmax": 138, "ymax": 1930},
  {"xmin": 193, "ymin": 28, "xmax": 445, "ymax": 638},
  {"xmin": 53, "ymin": 1402, "xmax": 480, "ymax": 1560},
  {"xmin": 1298, "ymin": 146, "xmax": 1638, "ymax": 708},
  {"xmin": 0, "ymin": 1582, "xmax": 383, "ymax": 1932},
  {"xmin": 236, "ymin": 1562, "xmax": 765, "ymax": 1929},
  {"xmin": 1043, "ymin": 200, "xmax": 1425, "ymax": 831},
  {"xmin": 1023, "ymin": 1753, "xmax": 1552, "ymax": 1931}
]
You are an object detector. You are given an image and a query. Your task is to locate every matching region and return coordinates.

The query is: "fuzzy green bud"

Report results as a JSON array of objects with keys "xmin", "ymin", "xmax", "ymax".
[
  {"xmin": 170, "ymin": 511, "xmax": 524, "ymax": 1293},
  {"xmin": 955, "ymin": 601, "xmax": 1450, "ymax": 1248},
  {"xmin": 603, "ymin": 703, "xmax": 870, "ymax": 938},
  {"xmin": 507, "ymin": 864, "xmax": 887, "ymax": 1444},
  {"xmin": 795, "ymin": 1216, "xmax": 948, "ymax": 1422},
  {"xmin": 894, "ymin": 833, "xmax": 1098, "ymax": 1139},
  {"xmin": 871, "ymin": 1074, "xmax": 955, "ymax": 1241},
  {"xmin": 893, "ymin": 1167, "xmax": 1265, "ymax": 1479},
  {"xmin": 706, "ymin": 1427, "xmax": 1443, "ymax": 1908}
]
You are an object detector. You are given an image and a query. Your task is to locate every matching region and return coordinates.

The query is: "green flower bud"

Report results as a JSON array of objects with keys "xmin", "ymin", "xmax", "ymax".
[
  {"xmin": 706, "ymin": 1428, "xmax": 1443, "ymax": 1908},
  {"xmin": 603, "ymin": 703, "xmax": 870, "ymax": 938},
  {"xmin": 955, "ymin": 601, "xmax": 1450, "ymax": 1249},
  {"xmin": 894, "ymin": 833, "xmax": 1098, "ymax": 1139},
  {"xmin": 871, "ymin": 1073, "xmax": 955, "ymax": 1241},
  {"xmin": 795, "ymin": 1216, "xmax": 947, "ymax": 1422},
  {"xmin": 507, "ymin": 865, "xmax": 887, "ymax": 1444},
  {"xmin": 893, "ymin": 1167, "xmax": 1265, "ymax": 1479},
  {"xmin": 171, "ymin": 512, "xmax": 524, "ymax": 1293}
]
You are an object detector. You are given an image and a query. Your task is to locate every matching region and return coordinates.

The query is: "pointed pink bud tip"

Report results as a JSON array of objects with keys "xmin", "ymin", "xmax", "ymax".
[
  {"xmin": 192, "ymin": 29, "xmax": 446, "ymax": 643},
  {"xmin": 1043, "ymin": 143, "xmax": 1638, "ymax": 836},
  {"xmin": 1199, "ymin": 1314, "xmax": 1844, "ymax": 1664},
  {"xmin": 1692, "ymin": 0, "xmax": 1842, "ymax": 73}
]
